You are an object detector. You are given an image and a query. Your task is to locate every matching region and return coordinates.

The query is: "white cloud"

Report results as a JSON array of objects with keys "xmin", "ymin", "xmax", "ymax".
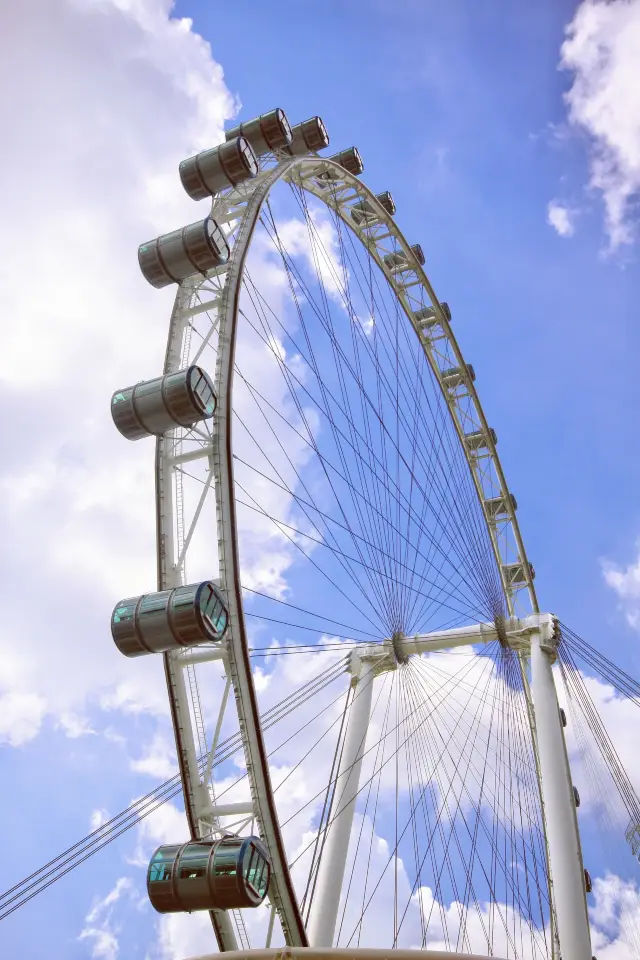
[
  {"xmin": 547, "ymin": 200, "xmax": 576, "ymax": 237},
  {"xmin": 130, "ymin": 733, "xmax": 178, "ymax": 778},
  {"xmin": 0, "ymin": 0, "xmax": 235, "ymax": 730},
  {"xmin": 79, "ymin": 877, "xmax": 132, "ymax": 960},
  {"xmin": 90, "ymin": 808, "xmax": 110, "ymax": 831},
  {"xmin": 57, "ymin": 712, "xmax": 97, "ymax": 738},
  {"xmin": 560, "ymin": 0, "xmax": 640, "ymax": 248},
  {"xmin": 0, "ymin": 690, "xmax": 47, "ymax": 746},
  {"xmin": 589, "ymin": 873, "xmax": 640, "ymax": 958},
  {"xmin": 276, "ymin": 210, "xmax": 346, "ymax": 303},
  {"xmin": 602, "ymin": 541, "xmax": 640, "ymax": 629}
]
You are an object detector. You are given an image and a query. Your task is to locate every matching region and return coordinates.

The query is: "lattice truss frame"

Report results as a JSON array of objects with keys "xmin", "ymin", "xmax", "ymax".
[{"xmin": 153, "ymin": 148, "xmax": 542, "ymax": 951}]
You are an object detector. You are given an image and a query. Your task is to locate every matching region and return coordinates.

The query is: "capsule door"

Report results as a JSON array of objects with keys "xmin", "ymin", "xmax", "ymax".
[
  {"xmin": 175, "ymin": 843, "xmax": 216, "ymax": 912},
  {"xmin": 147, "ymin": 844, "xmax": 182, "ymax": 913}
]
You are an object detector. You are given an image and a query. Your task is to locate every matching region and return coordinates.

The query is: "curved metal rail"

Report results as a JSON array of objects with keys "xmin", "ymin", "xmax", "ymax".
[{"xmin": 155, "ymin": 150, "xmax": 542, "ymax": 949}]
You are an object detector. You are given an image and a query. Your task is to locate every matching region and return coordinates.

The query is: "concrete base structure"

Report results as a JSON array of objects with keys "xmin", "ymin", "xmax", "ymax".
[{"xmin": 187, "ymin": 950, "xmax": 506, "ymax": 960}]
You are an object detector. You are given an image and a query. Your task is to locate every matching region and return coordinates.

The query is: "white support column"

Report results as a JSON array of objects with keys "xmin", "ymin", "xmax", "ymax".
[
  {"xmin": 398, "ymin": 621, "xmax": 497, "ymax": 657},
  {"xmin": 307, "ymin": 656, "xmax": 376, "ymax": 948},
  {"xmin": 530, "ymin": 619, "xmax": 591, "ymax": 960}
]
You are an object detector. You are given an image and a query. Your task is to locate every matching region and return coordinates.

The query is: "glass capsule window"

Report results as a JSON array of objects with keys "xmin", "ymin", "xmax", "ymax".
[
  {"xmin": 200, "ymin": 584, "xmax": 227, "ymax": 636},
  {"xmin": 244, "ymin": 845, "xmax": 269, "ymax": 897},
  {"xmin": 147, "ymin": 838, "xmax": 270, "ymax": 913},
  {"xmin": 149, "ymin": 845, "xmax": 181, "ymax": 883},
  {"xmin": 214, "ymin": 842, "xmax": 239, "ymax": 878},
  {"xmin": 112, "ymin": 600, "xmax": 136, "ymax": 625},
  {"xmin": 177, "ymin": 843, "xmax": 211, "ymax": 880},
  {"xmin": 189, "ymin": 367, "xmax": 216, "ymax": 416}
]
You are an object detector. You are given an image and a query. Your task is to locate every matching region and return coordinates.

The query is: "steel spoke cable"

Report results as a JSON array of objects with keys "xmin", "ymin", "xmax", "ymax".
[
  {"xmin": 403, "ymin": 655, "xmax": 503, "ymax": 951},
  {"xmin": 233, "ymin": 480, "xmax": 488, "ymax": 628},
  {"xmin": 293, "ymin": 188, "xmax": 503, "ymax": 617},
  {"xmin": 401, "ymin": 659, "xmax": 498, "ymax": 953},
  {"xmin": 407, "ymin": 659, "xmax": 549, "ymax": 898},
  {"xmin": 242, "ymin": 585, "xmax": 383, "ymax": 641},
  {"xmin": 405, "ymin": 662, "xmax": 551, "ymax": 932},
  {"xmin": 299, "ymin": 649, "xmax": 494, "ymax": 945},
  {"xmin": 285, "ymin": 648, "xmax": 494, "ymax": 855},
  {"xmin": 248, "ymin": 219, "xmax": 398, "ymax": 626},
  {"xmin": 410, "ymin": 658, "xmax": 547, "ymax": 866},
  {"xmin": 232, "ymin": 459, "xmax": 490, "ymax": 627},
  {"xmin": 349, "ymin": 656, "xmax": 498, "ymax": 951},
  {"xmin": 257, "ymin": 209, "xmax": 501, "ymax": 621},
  {"xmin": 319, "ymin": 191, "xmax": 503, "ymax": 621},
  {"xmin": 236, "ymin": 279, "xmax": 495, "ymax": 628},
  {"xmin": 400, "ymin": 664, "xmax": 541, "ymax": 955},
  {"xmin": 235, "ymin": 360, "xmax": 391, "ymax": 629},
  {"xmin": 232, "ymin": 346, "xmax": 492, "ymax": 629},
  {"xmin": 233, "ymin": 370, "xmax": 392, "ymax": 632}
]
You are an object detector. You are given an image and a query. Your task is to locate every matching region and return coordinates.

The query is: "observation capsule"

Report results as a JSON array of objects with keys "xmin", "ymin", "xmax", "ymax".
[
  {"xmin": 484, "ymin": 492, "xmax": 517, "ymax": 519},
  {"xmin": 351, "ymin": 191, "xmax": 396, "ymax": 224},
  {"xmin": 111, "ymin": 581, "xmax": 228, "ymax": 657},
  {"xmin": 573, "ymin": 786, "xmax": 581, "ymax": 808},
  {"xmin": 111, "ymin": 366, "xmax": 216, "ymax": 441},
  {"xmin": 440, "ymin": 364, "xmax": 475, "ymax": 388},
  {"xmin": 147, "ymin": 836, "xmax": 271, "ymax": 913},
  {"xmin": 287, "ymin": 116, "xmax": 330, "ymax": 156},
  {"xmin": 226, "ymin": 109, "xmax": 292, "ymax": 156},
  {"xmin": 179, "ymin": 137, "xmax": 258, "ymax": 201},
  {"xmin": 502, "ymin": 560, "xmax": 535, "ymax": 586},
  {"xmin": 584, "ymin": 869, "xmax": 592, "ymax": 893},
  {"xmin": 464, "ymin": 427, "xmax": 498, "ymax": 451},
  {"xmin": 327, "ymin": 147, "xmax": 364, "ymax": 176},
  {"xmin": 383, "ymin": 244, "xmax": 425, "ymax": 270},
  {"xmin": 138, "ymin": 217, "xmax": 229, "ymax": 289},
  {"xmin": 415, "ymin": 302, "xmax": 452, "ymax": 328}
]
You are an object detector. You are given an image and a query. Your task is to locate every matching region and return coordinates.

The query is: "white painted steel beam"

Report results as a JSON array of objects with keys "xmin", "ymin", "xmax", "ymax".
[
  {"xmin": 190, "ymin": 949, "xmax": 505, "ymax": 960},
  {"xmin": 398, "ymin": 621, "xmax": 498, "ymax": 656},
  {"xmin": 208, "ymin": 802, "xmax": 254, "ymax": 818},
  {"xmin": 529, "ymin": 615, "xmax": 591, "ymax": 960},
  {"xmin": 307, "ymin": 657, "xmax": 376, "ymax": 947},
  {"xmin": 169, "ymin": 445, "xmax": 214, "ymax": 466},
  {"xmin": 179, "ymin": 647, "xmax": 227, "ymax": 666}
]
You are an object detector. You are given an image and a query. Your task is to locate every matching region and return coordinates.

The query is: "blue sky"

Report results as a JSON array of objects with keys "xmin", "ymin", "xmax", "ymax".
[
  {"xmin": 1, "ymin": 0, "xmax": 640, "ymax": 957},
  {"xmin": 171, "ymin": 0, "xmax": 640, "ymax": 645}
]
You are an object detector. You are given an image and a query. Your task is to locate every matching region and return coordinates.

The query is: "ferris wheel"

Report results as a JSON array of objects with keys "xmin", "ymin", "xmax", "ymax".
[{"xmin": 107, "ymin": 108, "xmax": 593, "ymax": 960}]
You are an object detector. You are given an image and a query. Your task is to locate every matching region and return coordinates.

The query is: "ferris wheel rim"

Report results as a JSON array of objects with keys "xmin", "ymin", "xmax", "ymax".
[
  {"xmin": 213, "ymin": 154, "xmax": 538, "ymax": 940},
  {"xmin": 157, "ymin": 150, "xmax": 542, "ymax": 950}
]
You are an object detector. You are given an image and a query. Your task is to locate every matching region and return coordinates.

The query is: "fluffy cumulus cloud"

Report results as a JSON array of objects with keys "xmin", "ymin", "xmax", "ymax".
[
  {"xmin": 5, "ymin": 2, "xmax": 640, "ymax": 957},
  {"xmin": 560, "ymin": 0, "xmax": 640, "ymax": 248},
  {"xmin": 602, "ymin": 541, "xmax": 640, "ymax": 629},
  {"xmin": 589, "ymin": 873, "xmax": 640, "ymax": 958},
  {"xmin": 79, "ymin": 877, "xmax": 134, "ymax": 960},
  {"xmin": 0, "ymin": 0, "xmax": 236, "ymax": 741},
  {"xmin": 547, "ymin": 200, "xmax": 576, "ymax": 237}
]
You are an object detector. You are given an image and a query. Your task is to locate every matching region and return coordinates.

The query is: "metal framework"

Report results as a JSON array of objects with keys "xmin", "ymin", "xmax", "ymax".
[{"xmin": 145, "ymin": 146, "xmax": 590, "ymax": 958}]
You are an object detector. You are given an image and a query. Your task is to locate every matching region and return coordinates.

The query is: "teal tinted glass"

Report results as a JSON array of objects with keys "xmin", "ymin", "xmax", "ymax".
[
  {"xmin": 149, "ymin": 849, "xmax": 173, "ymax": 883},
  {"xmin": 113, "ymin": 601, "xmax": 135, "ymax": 624},
  {"xmin": 213, "ymin": 844, "xmax": 238, "ymax": 877},
  {"xmin": 246, "ymin": 848, "xmax": 268, "ymax": 895},
  {"xmin": 200, "ymin": 586, "xmax": 226, "ymax": 634},
  {"xmin": 178, "ymin": 843, "xmax": 211, "ymax": 880},
  {"xmin": 172, "ymin": 585, "xmax": 197, "ymax": 608},
  {"xmin": 191, "ymin": 370, "xmax": 214, "ymax": 414},
  {"xmin": 257, "ymin": 863, "xmax": 269, "ymax": 897}
]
